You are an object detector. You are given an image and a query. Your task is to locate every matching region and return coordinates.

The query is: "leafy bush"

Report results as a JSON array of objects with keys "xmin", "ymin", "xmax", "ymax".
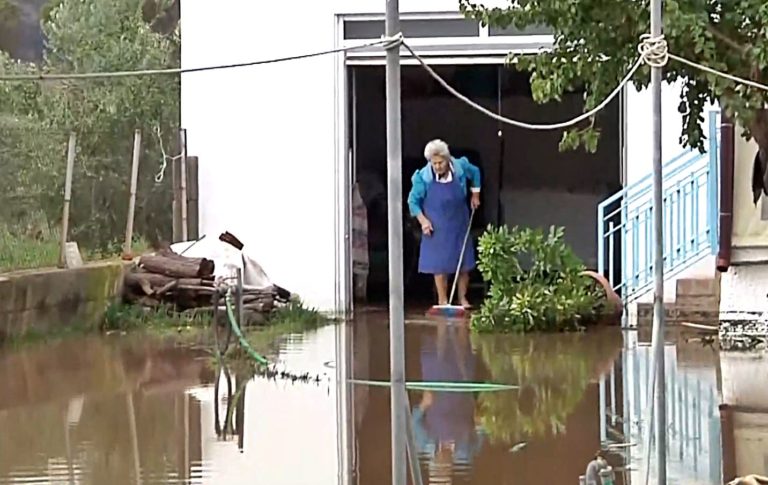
[{"xmin": 471, "ymin": 225, "xmax": 600, "ymax": 332}]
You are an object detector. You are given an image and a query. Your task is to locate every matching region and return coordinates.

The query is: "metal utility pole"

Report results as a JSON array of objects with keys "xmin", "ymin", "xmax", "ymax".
[
  {"xmin": 649, "ymin": 0, "xmax": 667, "ymax": 481},
  {"xmin": 385, "ymin": 0, "xmax": 408, "ymax": 485},
  {"xmin": 385, "ymin": 0, "xmax": 407, "ymax": 484}
]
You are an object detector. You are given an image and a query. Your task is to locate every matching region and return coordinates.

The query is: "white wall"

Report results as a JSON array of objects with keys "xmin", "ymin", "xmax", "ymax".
[
  {"xmin": 180, "ymin": 0, "xmax": 513, "ymax": 312},
  {"xmin": 719, "ymin": 127, "xmax": 768, "ymax": 315},
  {"xmin": 180, "ymin": 0, "xmax": 722, "ymax": 310},
  {"xmin": 625, "ymin": 80, "xmax": 718, "ymax": 184}
]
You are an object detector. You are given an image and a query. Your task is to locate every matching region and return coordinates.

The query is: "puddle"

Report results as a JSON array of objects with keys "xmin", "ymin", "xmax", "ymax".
[{"xmin": 0, "ymin": 314, "xmax": 760, "ymax": 484}]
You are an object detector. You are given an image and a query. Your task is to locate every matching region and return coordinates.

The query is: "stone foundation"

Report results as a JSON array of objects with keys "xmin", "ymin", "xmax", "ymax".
[{"xmin": 0, "ymin": 261, "xmax": 127, "ymax": 341}]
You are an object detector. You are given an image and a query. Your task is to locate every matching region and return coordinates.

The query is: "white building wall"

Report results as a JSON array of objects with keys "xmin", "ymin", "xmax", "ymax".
[
  {"xmin": 624, "ymin": 80, "xmax": 718, "ymax": 184},
  {"xmin": 180, "ymin": 0, "xmax": 489, "ymax": 312},
  {"xmin": 719, "ymin": 131, "xmax": 768, "ymax": 315},
  {"xmin": 181, "ymin": 0, "xmax": 722, "ymax": 310}
]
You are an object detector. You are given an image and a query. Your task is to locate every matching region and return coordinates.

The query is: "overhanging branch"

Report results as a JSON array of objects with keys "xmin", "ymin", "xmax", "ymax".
[{"xmin": 706, "ymin": 24, "xmax": 748, "ymax": 55}]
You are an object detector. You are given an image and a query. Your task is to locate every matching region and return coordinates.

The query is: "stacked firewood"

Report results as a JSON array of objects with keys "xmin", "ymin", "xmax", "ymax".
[{"xmin": 123, "ymin": 248, "xmax": 287, "ymax": 314}]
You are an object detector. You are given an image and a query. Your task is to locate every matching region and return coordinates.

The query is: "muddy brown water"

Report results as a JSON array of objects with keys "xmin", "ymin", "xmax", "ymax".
[{"xmin": 0, "ymin": 310, "xmax": 742, "ymax": 484}]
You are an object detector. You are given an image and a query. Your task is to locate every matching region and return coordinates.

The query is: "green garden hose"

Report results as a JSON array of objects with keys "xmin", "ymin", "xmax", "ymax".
[
  {"xmin": 348, "ymin": 379, "xmax": 518, "ymax": 392},
  {"xmin": 224, "ymin": 292, "xmax": 270, "ymax": 366},
  {"xmin": 223, "ymin": 292, "xmax": 518, "ymax": 393}
]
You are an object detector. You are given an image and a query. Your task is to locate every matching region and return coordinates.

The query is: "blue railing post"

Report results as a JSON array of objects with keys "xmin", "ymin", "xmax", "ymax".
[
  {"xmin": 597, "ymin": 202, "xmax": 606, "ymax": 279},
  {"xmin": 707, "ymin": 111, "xmax": 720, "ymax": 251},
  {"xmin": 598, "ymin": 110, "xmax": 720, "ymax": 304}
]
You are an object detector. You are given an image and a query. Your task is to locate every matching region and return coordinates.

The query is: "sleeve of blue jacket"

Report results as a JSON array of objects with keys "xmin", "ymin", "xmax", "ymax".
[
  {"xmin": 455, "ymin": 156, "xmax": 482, "ymax": 192},
  {"xmin": 407, "ymin": 170, "xmax": 427, "ymax": 217}
]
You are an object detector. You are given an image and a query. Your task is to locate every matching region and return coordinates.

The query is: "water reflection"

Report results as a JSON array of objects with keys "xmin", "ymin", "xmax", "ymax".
[
  {"xmin": 412, "ymin": 324, "xmax": 483, "ymax": 482},
  {"xmin": 0, "ymin": 317, "xmax": 764, "ymax": 484},
  {"xmin": 619, "ymin": 332, "xmax": 722, "ymax": 485}
]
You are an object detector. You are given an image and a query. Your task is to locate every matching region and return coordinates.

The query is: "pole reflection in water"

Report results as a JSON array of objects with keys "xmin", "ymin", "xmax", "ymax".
[{"xmin": 609, "ymin": 330, "xmax": 722, "ymax": 485}]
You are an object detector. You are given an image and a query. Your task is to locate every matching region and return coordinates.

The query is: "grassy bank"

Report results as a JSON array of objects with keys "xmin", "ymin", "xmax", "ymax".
[
  {"xmin": 101, "ymin": 299, "xmax": 332, "ymax": 358},
  {"xmin": 0, "ymin": 226, "xmax": 150, "ymax": 273}
]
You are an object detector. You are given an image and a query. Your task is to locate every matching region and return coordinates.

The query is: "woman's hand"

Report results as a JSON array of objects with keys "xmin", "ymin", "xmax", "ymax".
[
  {"xmin": 417, "ymin": 214, "xmax": 433, "ymax": 236},
  {"xmin": 471, "ymin": 192, "xmax": 481, "ymax": 210}
]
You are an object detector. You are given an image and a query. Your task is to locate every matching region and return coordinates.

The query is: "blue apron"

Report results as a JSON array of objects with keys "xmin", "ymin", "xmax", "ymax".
[{"xmin": 418, "ymin": 174, "xmax": 476, "ymax": 275}]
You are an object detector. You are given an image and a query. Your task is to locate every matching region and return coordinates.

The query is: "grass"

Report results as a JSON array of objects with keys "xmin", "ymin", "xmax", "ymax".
[
  {"xmin": 239, "ymin": 300, "xmax": 332, "ymax": 357},
  {"xmin": 0, "ymin": 226, "xmax": 60, "ymax": 272},
  {"xmin": 100, "ymin": 298, "xmax": 332, "ymax": 356},
  {"xmin": 0, "ymin": 224, "xmax": 150, "ymax": 273},
  {"xmin": 101, "ymin": 301, "xmax": 211, "ymax": 338}
]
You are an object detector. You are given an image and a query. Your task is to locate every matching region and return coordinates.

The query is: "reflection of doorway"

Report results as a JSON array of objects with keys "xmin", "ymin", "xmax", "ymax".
[{"xmin": 348, "ymin": 63, "xmax": 622, "ymax": 307}]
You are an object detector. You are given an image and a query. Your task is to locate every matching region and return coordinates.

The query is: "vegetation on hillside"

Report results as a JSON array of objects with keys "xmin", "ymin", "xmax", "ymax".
[{"xmin": 0, "ymin": 0, "xmax": 180, "ymax": 269}]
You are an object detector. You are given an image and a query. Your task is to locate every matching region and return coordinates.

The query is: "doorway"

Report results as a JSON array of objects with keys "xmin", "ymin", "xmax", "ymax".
[{"xmin": 348, "ymin": 63, "xmax": 622, "ymax": 307}]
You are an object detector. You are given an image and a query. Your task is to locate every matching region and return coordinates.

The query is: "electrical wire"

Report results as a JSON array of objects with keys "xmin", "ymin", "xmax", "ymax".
[
  {"xmin": 0, "ymin": 37, "xmax": 395, "ymax": 81},
  {"xmin": 402, "ymin": 41, "xmax": 643, "ymax": 130},
  {"xmin": 1, "ymin": 33, "xmax": 766, "ymax": 134}
]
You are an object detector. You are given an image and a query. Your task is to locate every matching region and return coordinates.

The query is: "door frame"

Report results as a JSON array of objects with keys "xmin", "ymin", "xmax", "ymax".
[{"xmin": 334, "ymin": 12, "xmax": 557, "ymax": 314}]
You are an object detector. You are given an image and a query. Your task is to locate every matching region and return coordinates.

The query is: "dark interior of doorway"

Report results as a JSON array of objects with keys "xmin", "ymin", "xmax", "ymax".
[{"xmin": 349, "ymin": 63, "xmax": 623, "ymax": 307}]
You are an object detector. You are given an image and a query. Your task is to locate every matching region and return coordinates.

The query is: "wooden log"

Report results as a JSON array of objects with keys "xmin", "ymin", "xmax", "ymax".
[
  {"xmin": 155, "ymin": 280, "xmax": 178, "ymax": 296},
  {"xmin": 138, "ymin": 254, "xmax": 214, "ymax": 279},
  {"xmin": 175, "ymin": 285, "xmax": 217, "ymax": 294},
  {"xmin": 124, "ymin": 272, "xmax": 213, "ymax": 295}
]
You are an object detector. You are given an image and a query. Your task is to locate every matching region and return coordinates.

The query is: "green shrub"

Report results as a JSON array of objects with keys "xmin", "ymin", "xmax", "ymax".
[{"xmin": 471, "ymin": 225, "xmax": 600, "ymax": 332}]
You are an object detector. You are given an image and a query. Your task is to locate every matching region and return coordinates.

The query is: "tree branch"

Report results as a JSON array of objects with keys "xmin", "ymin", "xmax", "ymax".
[{"xmin": 706, "ymin": 24, "xmax": 748, "ymax": 54}]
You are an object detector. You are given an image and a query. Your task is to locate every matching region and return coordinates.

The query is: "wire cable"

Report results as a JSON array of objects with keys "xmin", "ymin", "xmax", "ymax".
[
  {"xmin": 402, "ymin": 41, "xmax": 643, "ymax": 130},
  {"xmin": 0, "ymin": 37, "xmax": 395, "ymax": 81},
  {"xmin": 2, "ymin": 32, "xmax": 767, "ymax": 133}
]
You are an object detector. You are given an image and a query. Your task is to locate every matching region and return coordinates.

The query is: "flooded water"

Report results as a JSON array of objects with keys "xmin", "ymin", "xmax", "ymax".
[{"xmin": 0, "ymin": 310, "xmax": 760, "ymax": 484}]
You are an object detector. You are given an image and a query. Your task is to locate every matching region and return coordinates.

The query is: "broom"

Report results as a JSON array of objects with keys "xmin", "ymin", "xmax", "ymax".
[{"xmin": 427, "ymin": 208, "xmax": 475, "ymax": 318}]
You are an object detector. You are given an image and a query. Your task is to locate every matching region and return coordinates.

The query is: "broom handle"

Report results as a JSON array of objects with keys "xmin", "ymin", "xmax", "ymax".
[{"xmin": 448, "ymin": 208, "xmax": 475, "ymax": 306}]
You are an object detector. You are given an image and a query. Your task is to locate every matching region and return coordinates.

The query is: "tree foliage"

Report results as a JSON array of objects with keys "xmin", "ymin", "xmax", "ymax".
[
  {"xmin": 0, "ymin": 0, "xmax": 180, "ymax": 250},
  {"xmin": 460, "ymin": 0, "xmax": 768, "ymax": 156}
]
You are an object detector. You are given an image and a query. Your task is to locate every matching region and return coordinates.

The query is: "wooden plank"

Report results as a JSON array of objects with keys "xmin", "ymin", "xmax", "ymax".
[
  {"xmin": 186, "ymin": 156, "xmax": 199, "ymax": 240},
  {"xmin": 172, "ymin": 155, "xmax": 182, "ymax": 242}
]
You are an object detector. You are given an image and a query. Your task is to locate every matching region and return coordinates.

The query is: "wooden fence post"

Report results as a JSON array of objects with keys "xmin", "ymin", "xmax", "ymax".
[
  {"xmin": 59, "ymin": 133, "xmax": 76, "ymax": 268},
  {"xmin": 123, "ymin": 129, "xmax": 142, "ymax": 259}
]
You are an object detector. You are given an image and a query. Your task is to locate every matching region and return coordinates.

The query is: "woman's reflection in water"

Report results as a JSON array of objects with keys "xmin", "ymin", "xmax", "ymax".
[{"xmin": 412, "ymin": 323, "xmax": 485, "ymax": 484}]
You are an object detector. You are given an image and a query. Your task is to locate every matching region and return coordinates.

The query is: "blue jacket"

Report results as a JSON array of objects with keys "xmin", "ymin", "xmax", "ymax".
[{"xmin": 407, "ymin": 156, "xmax": 482, "ymax": 217}]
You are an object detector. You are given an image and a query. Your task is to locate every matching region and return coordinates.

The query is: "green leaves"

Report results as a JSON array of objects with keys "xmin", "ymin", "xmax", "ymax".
[
  {"xmin": 471, "ymin": 225, "xmax": 600, "ymax": 333},
  {"xmin": 462, "ymin": 0, "xmax": 768, "ymax": 153}
]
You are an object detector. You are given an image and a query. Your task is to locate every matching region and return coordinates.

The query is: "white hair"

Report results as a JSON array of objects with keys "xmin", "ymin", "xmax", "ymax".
[{"xmin": 424, "ymin": 139, "xmax": 451, "ymax": 161}]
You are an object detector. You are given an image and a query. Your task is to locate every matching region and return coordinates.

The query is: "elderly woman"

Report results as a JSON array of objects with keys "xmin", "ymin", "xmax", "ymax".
[{"xmin": 407, "ymin": 139, "xmax": 481, "ymax": 308}]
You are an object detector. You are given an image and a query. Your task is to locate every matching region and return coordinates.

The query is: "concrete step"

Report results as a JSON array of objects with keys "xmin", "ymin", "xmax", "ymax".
[
  {"xmin": 676, "ymin": 276, "xmax": 720, "ymax": 299},
  {"xmin": 636, "ymin": 302, "xmax": 719, "ymax": 325}
]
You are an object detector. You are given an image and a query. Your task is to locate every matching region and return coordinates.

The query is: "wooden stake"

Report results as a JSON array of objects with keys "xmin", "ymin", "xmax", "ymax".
[
  {"xmin": 59, "ymin": 133, "xmax": 76, "ymax": 268},
  {"xmin": 123, "ymin": 129, "xmax": 142, "ymax": 259}
]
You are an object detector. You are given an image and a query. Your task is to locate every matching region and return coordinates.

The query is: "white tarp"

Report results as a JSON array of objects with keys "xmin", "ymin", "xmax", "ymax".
[{"xmin": 170, "ymin": 235, "xmax": 273, "ymax": 290}]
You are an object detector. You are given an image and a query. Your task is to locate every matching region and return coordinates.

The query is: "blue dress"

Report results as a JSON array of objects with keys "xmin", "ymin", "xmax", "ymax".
[{"xmin": 417, "ymin": 173, "xmax": 476, "ymax": 275}]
